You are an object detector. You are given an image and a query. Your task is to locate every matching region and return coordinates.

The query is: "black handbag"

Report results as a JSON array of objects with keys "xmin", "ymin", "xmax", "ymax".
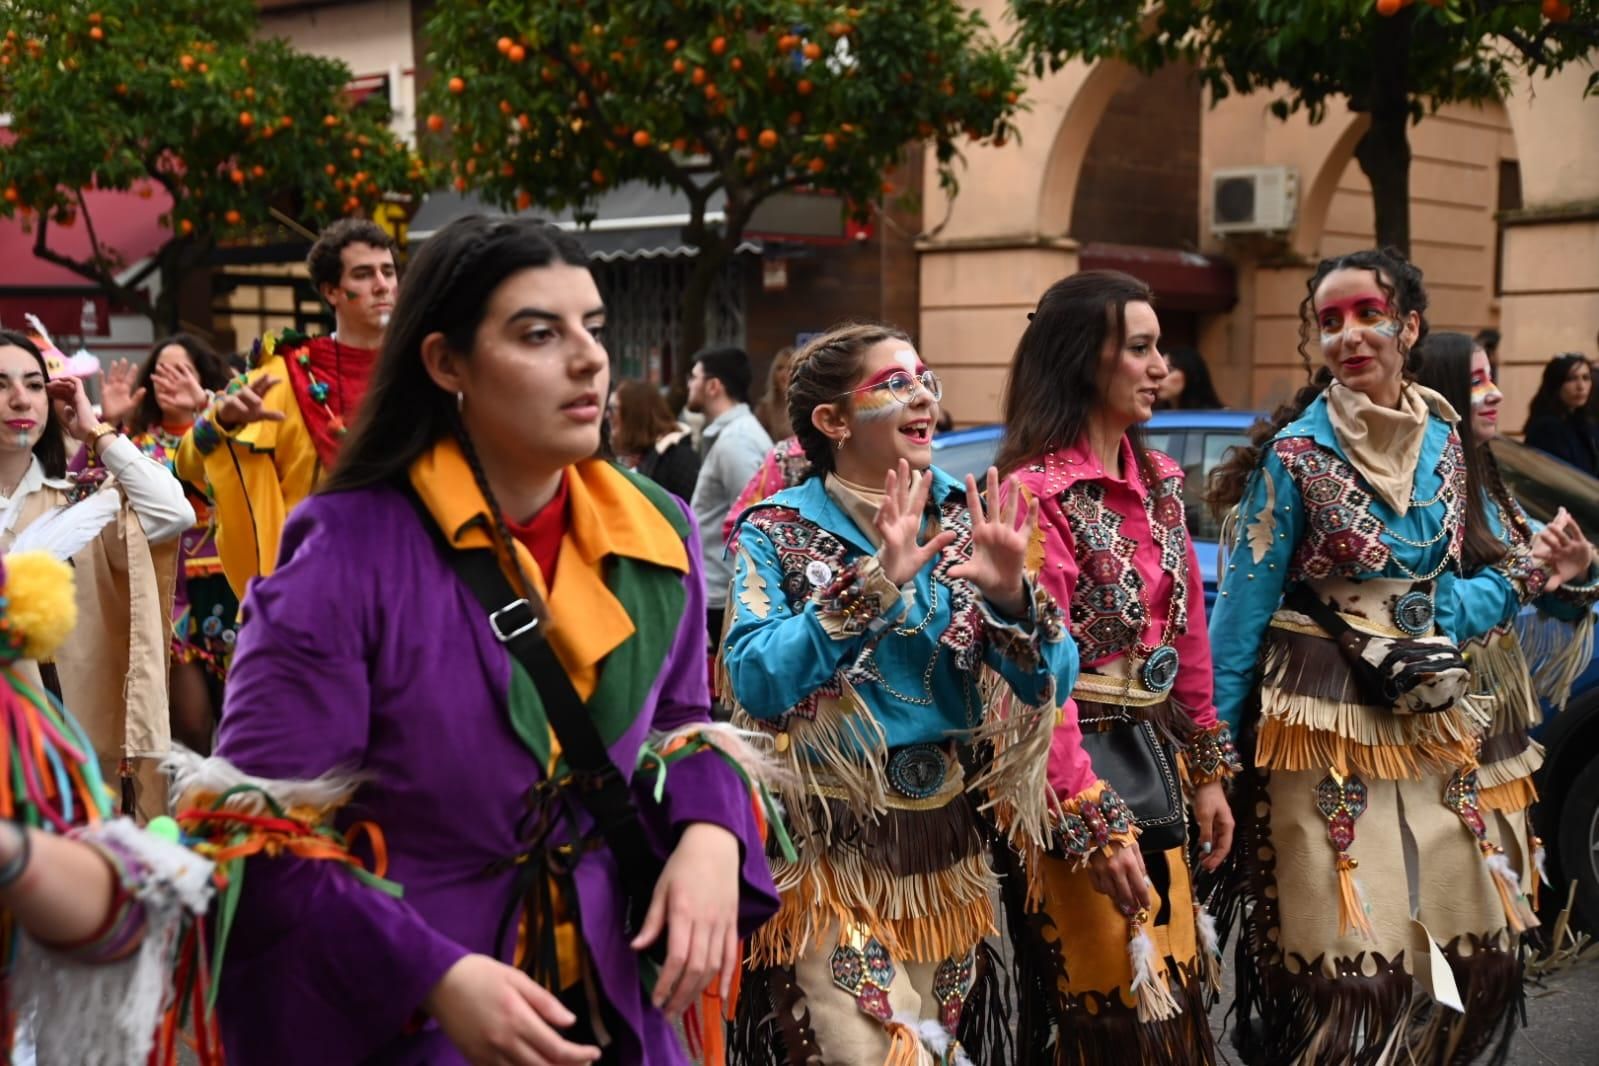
[
  {"xmin": 1078, "ymin": 710, "xmax": 1186, "ymax": 854},
  {"xmin": 408, "ymin": 490, "xmax": 667, "ymax": 969}
]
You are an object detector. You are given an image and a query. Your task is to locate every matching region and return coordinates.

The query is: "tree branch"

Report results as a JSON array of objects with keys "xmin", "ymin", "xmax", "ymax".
[
  {"xmin": 30, "ymin": 211, "xmax": 157, "ymax": 322},
  {"xmin": 74, "ymin": 189, "xmax": 112, "ymax": 277}
]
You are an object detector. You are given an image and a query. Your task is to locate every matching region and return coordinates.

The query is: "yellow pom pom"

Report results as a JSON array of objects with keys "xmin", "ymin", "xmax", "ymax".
[{"xmin": 3, "ymin": 551, "xmax": 78, "ymax": 661}]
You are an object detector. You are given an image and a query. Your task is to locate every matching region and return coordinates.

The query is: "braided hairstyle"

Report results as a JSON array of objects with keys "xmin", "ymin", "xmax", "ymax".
[
  {"xmin": 1207, "ymin": 247, "xmax": 1430, "ymax": 514},
  {"xmin": 786, "ymin": 321, "xmax": 913, "ymax": 477},
  {"xmin": 1411, "ymin": 331, "xmax": 1509, "ymax": 570}
]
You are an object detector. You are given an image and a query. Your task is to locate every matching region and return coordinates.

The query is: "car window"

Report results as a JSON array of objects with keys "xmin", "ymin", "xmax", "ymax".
[
  {"xmin": 1185, "ymin": 432, "xmax": 1250, "ymax": 541},
  {"xmin": 932, "ymin": 440, "xmax": 1001, "ymax": 484},
  {"xmin": 1490, "ymin": 438, "xmax": 1599, "ymax": 533}
]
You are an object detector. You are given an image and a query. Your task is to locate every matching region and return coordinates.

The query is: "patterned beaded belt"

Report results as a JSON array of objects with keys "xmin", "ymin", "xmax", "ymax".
[{"xmin": 807, "ymin": 745, "xmax": 963, "ymax": 810}]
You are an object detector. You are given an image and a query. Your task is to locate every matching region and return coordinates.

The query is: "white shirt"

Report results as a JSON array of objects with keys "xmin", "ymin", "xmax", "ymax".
[{"xmin": 0, "ymin": 439, "xmax": 194, "ymax": 545}]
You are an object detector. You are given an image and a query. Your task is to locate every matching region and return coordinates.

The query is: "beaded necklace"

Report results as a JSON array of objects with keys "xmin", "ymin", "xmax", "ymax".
[{"xmin": 293, "ymin": 337, "xmax": 352, "ymax": 440}]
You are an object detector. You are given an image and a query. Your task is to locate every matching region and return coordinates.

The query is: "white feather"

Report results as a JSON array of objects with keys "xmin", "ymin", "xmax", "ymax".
[
  {"xmin": 163, "ymin": 745, "xmax": 362, "ymax": 814},
  {"xmin": 10, "ymin": 492, "xmax": 121, "ymax": 561},
  {"xmin": 21, "ymin": 313, "xmax": 54, "ymax": 351}
]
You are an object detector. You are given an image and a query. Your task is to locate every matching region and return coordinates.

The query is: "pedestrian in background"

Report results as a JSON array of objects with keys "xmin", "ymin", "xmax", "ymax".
[
  {"xmin": 609, "ymin": 379, "xmax": 700, "ymax": 503},
  {"xmin": 1523, "ymin": 352, "xmax": 1599, "ymax": 476}
]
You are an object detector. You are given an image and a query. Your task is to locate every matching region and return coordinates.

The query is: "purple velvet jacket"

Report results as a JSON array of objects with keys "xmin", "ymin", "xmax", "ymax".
[{"xmin": 211, "ymin": 463, "xmax": 778, "ymax": 1065}]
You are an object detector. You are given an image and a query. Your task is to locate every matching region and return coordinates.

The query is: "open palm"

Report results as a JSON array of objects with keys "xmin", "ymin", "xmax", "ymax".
[
  {"xmin": 874, "ymin": 460, "xmax": 957, "ymax": 586},
  {"xmin": 948, "ymin": 466, "xmax": 1032, "ymax": 617}
]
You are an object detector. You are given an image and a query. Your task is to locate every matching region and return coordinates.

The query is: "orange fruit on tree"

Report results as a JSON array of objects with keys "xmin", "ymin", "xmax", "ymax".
[
  {"xmin": 2, "ymin": 186, "xmax": 17, "ymax": 204},
  {"xmin": 230, "ymin": 168, "xmax": 245, "ymax": 184},
  {"xmin": 712, "ymin": 36, "xmax": 727, "ymax": 56},
  {"xmin": 822, "ymin": 132, "xmax": 837, "ymax": 151},
  {"xmin": 497, "ymin": 36, "xmax": 513, "ymax": 54},
  {"xmin": 633, "ymin": 129, "xmax": 652, "ymax": 148},
  {"xmin": 179, "ymin": 219, "xmax": 194, "ymax": 236},
  {"xmin": 454, "ymin": 176, "xmax": 468, "ymax": 192},
  {"xmin": 591, "ymin": 168, "xmax": 607, "ymax": 185},
  {"xmin": 664, "ymin": 39, "xmax": 679, "ymax": 53},
  {"xmin": 499, "ymin": 99, "xmax": 513, "ymax": 114},
  {"xmin": 692, "ymin": 66, "xmax": 707, "ymax": 85},
  {"xmin": 448, "ymin": 76, "xmax": 466, "ymax": 94},
  {"xmin": 224, "ymin": 209, "xmax": 241, "ymax": 225},
  {"xmin": 758, "ymin": 128, "xmax": 778, "ymax": 149},
  {"xmin": 803, "ymin": 42, "xmax": 822, "ymax": 61},
  {"xmin": 89, "ymin": 27, "xmax": 104, "ymax": 41},
  {"xmin": 179, "ymin": 54, "xmax": 195, "ymax": 71},
  {"xmin": 704, "ymin": 83, "xmax": 718, "ymax": 100},
  {"xmin": 279, "ymin": 115, "xmax": 293, "ymax": 129},
  {"xmin": 251, "ymin": 165, "xmax": 265, "ymax": 178},
  {"xmin": 517, "ymin": 190, "xmax": 533, "ymax": 211},
  {"xmin": 807, "ymin": 157, "xmax": 825, "ymax": 174},
  {"xmin": 731, "ymin": 57, "xmax": 743, "ymax": 72},
  {"xmin": 518, "ymin": 113, "xmax": 532, "ymax": 130},
  {"xmin": 89, "ymin": 12, "xmax": 102, "ymax": 24},
  {"xmin": 787, "ymin": 110, "xmax": 803, "ymax": 126},
  {"xmin": 238, "ymin": 110, "xmax": 253, "ymax": 127},
  {"xmin": 508, "ymin": 44, "xmax": 526, "ymax": 63},
  {"xmin": 427, "ymin": 113, "xmax": 446, "ymax": 132},
  {"xmin": 673, "ymin": 57, "xmax": 687, "ymax": 74},
  {"xmin": 777, "ymin": 34, "xmax": 798, "ymax": 54},
  {"xmin": 796, "ymin": 78, "xmax": 813, "ymax": 95},
  {"xmin": 1375, "ymin": 0, "xmax": 1402, "ymax": 13},
  {"xmin": 325, "ymin": 163, "xmax": 338, "ymax": 175}
]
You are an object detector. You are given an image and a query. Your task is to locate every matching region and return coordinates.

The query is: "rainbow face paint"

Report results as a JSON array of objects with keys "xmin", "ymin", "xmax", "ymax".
[
  {"xmin": 1317, "ymin": 292, "xmax": 1400, "ymax": 351},
  {"xmin": 843, "ymin": 351, "xmax": 938, "ymax": 421},
  {"xmin": 1470, "ymin": 378, "xmax": 1500, "ymax": 411}
]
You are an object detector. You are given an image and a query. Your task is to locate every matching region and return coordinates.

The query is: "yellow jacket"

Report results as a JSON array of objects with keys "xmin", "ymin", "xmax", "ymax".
[{"xmin": 175, "ymin": 353, "xmax": 322, "ymax": 601}]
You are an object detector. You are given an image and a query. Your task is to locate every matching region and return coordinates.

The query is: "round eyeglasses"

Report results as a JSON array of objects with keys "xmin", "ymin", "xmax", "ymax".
[{"xmin": 836, "ymin": 370, "xmax": 943, "ymax": 406}]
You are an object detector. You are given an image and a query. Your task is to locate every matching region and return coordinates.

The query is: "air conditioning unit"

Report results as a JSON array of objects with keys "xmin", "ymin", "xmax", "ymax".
[{"xmin": 1210, "ymin": 166, "xmax": 1298, "ymax": 236}]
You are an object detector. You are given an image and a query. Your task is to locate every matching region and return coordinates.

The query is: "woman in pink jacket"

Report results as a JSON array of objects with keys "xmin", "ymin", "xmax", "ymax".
[{"xmin": 997, "ymin": 271, "xmax": 1239, "ymax": 1064}]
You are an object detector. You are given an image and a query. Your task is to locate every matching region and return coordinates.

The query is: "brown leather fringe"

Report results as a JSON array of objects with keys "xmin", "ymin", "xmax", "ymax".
[
  {"xmin": 995, "ymin": 840, "xmax": 1066, "ymax": 1066},
  {"xmin": 1255, "ymin": 718, "xmax": 1477, "ymax": 781},
  {"xmin": 1478, "ymin": 776, "xmax": 1539, "ymax": 814},
  {"xmin": 956, "ymin": 939, "xmax": 1015, "ymax": 1066},
  {"xmin": 1405, "ymin": 935, "xmax": 1522, "ymax": 1066},
  {"xmin": 729, "ymin": 964, "xmax": 824, "ymax": 1066},
  {"xmin": 770, "ymin": 789, "xmax": 986, "ymax": 878},
  {"xmin": 1053, "ymin": 962, "xmax": 1215, "ymax": 1066}
]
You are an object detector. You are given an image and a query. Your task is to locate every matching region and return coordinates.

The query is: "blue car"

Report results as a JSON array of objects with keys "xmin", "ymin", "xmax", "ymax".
[{"xmin": 932, "ymin": 412, "xmax": 1599, "ymax": 928}]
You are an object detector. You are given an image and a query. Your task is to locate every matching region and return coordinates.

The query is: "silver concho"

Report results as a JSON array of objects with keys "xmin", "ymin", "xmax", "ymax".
[
  {"xmin": 1393, "ymin": 591, "xmax": 1434, "ymax": 637},
  {"xmin": 1141, "ymin": 645, "xmax": 1180, "ymax": 695},
  {"xmin": 886, "ymin": 744, "xmax": 947, "ymax": 800}
]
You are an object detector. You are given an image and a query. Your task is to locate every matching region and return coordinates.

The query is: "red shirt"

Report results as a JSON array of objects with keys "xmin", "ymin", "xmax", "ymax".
[{"xmin": 502, "ymin": 474, "xmax": 570, "ymax": 588}]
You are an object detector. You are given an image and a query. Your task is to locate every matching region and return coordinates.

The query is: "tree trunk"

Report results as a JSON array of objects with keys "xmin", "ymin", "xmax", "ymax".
[
  {"xmin": 1353, "ymin": 13, "xmax": 1414, "ymax": 256},
  {"xmin": 673, "ymin": 189, "xmax": 736, "ymax": 398}
]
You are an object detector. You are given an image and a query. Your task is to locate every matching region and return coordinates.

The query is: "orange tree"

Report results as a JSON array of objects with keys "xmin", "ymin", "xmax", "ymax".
[
  {"xmin": 422, "ymin": 1, "xmax": 1024, "ymax": 372},
  {"xmin": 0, "ymin": 0, "xmax": 425, "ymax": 328},
  {"xmin": 1012, "ymin": 0, "xmax": 1599, "ymax": 256}
]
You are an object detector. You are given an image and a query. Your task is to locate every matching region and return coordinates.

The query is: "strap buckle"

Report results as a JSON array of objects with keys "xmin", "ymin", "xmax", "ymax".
[{"xmin": 490, "ymin": 599, "xmax": 540, "ymax": 643}]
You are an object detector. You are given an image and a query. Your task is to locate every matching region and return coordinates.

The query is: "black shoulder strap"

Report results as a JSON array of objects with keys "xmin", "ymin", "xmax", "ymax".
[{"xmin": 402, "ymin": 487, "xmax": 662, "ymax": 936}]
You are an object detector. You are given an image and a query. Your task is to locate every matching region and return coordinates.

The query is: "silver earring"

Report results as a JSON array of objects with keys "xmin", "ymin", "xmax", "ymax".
[{"xmin": 836, "ymin": 431, "xmax": 849, "ymax": 451}]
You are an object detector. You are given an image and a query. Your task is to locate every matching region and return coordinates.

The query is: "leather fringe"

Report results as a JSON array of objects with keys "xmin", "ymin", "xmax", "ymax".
[
  {"xmin": 994, "ymin": 840, "xmax": 1064, "ymax": 1066},
  {"xmin": 1404, "ymin": 935, "xmax": 1523, "ymax": 1066},
  {"xmin": 1519, "ymin": 607, "xmax": 1594, "ymax": 711},
  {"xmin": 1464, "ymin": 629, "xmax": 1541, "ymax": 733},
  {"xmin": 1478, "ymin": 775, "xmax": 1538, "ymax": 814},
  {"xmin": 955, "ymin": 940, "xmax": 1014, "ymax": 1066},
  {"xmin": 1053, "ymin": 962, "xmax": 1215, "ymax": 1066},
  {"xmin": 729, "ymin": 964, "xmax": 824, "ymax": 1066}
]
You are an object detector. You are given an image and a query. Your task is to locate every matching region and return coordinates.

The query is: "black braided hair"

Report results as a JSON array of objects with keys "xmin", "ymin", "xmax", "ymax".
[{"xmin": 453, "ymin": 414, "xmax": 544, "ymax": 610}]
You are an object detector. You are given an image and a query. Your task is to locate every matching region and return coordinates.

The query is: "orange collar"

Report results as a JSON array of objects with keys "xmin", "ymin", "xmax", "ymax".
[{"xmin": 407, "ymin": 438, "xmax": 688, "ymax": 699}]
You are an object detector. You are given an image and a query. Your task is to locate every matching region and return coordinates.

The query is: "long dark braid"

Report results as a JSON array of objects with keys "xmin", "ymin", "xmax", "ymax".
[
  {"xmin": 1481, "ymin": 450, "xmax": 1534, "ymax": 546},
  {"xmin": 453, "ymin": 417, "xmax": 545, "ymax": 614},
  {"xmin": 1207, "ymin": 247, "xmax": 1429, "ymax": 515}
]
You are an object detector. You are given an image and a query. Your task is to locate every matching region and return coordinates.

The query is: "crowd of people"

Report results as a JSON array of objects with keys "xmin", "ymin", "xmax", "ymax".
[{"xmin": 0, "ymin": 216, "xmax": 1595, "ymax": 1066}]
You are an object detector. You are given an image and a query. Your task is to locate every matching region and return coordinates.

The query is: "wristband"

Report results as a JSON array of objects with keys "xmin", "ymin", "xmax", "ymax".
[
  {"xmin": 87, "ymin": 422, "xmax": 118, "ymax": 448},
  {"xmin": 191, "ymin": 413, "xmax": 224, "ymax": 456}
]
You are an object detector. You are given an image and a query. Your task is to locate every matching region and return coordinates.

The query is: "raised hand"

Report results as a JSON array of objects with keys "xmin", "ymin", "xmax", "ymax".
[
  {"xmin": 213, "ymin": 374, "xmax": 287, "ymax": 430},
  {"xmin": 98, "ymin": 358, "xmax": 144, "ymax": 427},
  {"xmin": 947, "ymin": 466, "xmax": 1032, "ymax": 618},
  {"xmin": 46, "ymin": 376, "xmax": 105, "ymax": 443},
  {"xmin": 152, "ymin": 358, "xmax": 209, "ymax": 416},
  {"xmin": 874, "ymin": 459, "xmax": 957, "ymax": 586},
  {"xmin": 1531, "ymin": 508, "xmax": 1595, "ymax": 592}
]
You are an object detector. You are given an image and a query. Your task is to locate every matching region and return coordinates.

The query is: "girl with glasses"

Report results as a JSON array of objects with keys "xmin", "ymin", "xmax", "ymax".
[{"xmin": 722, "ymin": 321, "xmax": 1075, "ymax": 1065}]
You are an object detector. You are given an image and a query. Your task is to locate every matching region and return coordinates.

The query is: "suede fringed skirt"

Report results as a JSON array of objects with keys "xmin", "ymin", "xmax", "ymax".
[
  {"xmin": 1013, "ymin": 693, "xmax": 1218, "ymax": 1066},
  {"xmin": 730, "ymin": 749, "xmax": 1008, "ymax": 1066},
  {"xmin": 1232, "ymin": 606, "xmax": 1527, "ymax": 1066}
]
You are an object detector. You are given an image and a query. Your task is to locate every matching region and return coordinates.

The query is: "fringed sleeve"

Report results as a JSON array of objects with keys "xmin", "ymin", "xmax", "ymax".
[
  {"xmin": 1435, "ymin": 546, "xmax": 1548, "ymax": 646},
  {"xmin": 721, "ymin": 517, "xmax": 911, "ymax": 720},
  {"xmin": 14, "ymin": 819, "xmax": 215, "ymax": 1066},
  {"xmin": 1210, "ymin": 452, "xmax": 1303, "ymax": 733},
  {"xmin": 976, "ymin": 576, "xmax": 1074, "ymax": 707}
]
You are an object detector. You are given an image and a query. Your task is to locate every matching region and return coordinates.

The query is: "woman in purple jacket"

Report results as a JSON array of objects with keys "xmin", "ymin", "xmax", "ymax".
[{"xmin": 178, "ymin": 216, "xmax": 779, "ymax": 1065}]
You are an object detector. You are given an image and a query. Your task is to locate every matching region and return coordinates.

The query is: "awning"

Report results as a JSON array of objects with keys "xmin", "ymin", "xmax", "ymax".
[
  {"xmin": 0, "ymin": 186, "xmax": 171, "ymax": 336},
  {"xmin": 1077, "ymin": 242, "xmax": 1237, "ymax": 313},
  {"xmin": 410, "ymin": 180, "xmax": 848, "ymax": 261}
]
